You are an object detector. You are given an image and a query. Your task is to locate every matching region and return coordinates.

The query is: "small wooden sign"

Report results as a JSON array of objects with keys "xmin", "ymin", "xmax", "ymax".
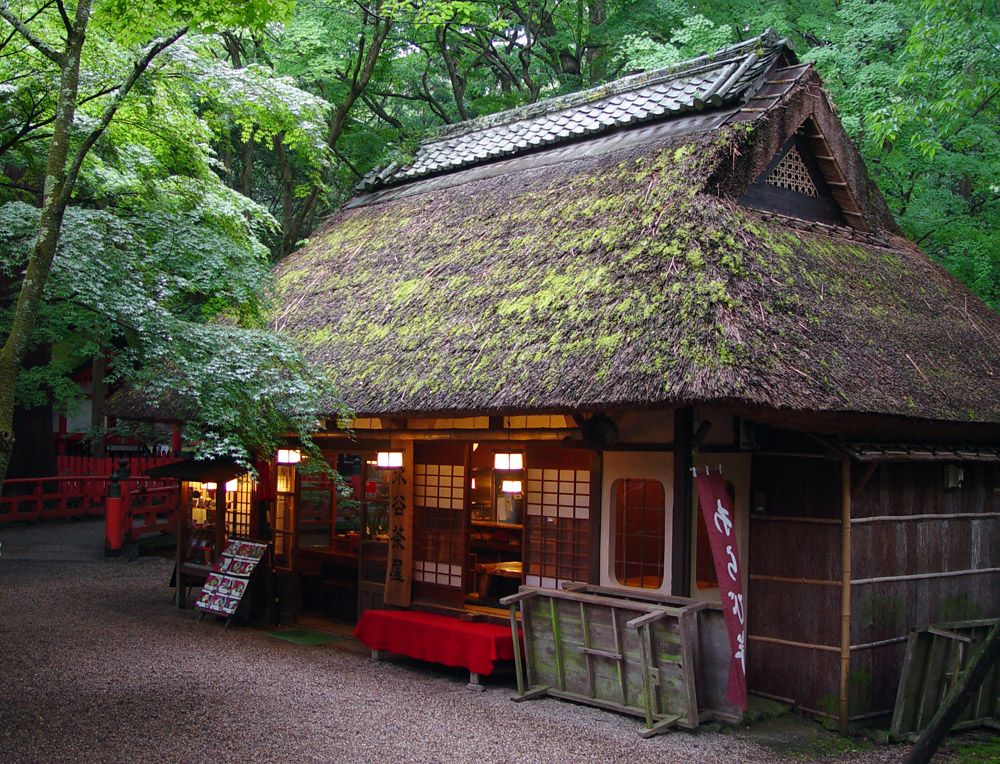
[{"xmin": 383, "ymin": 441, "xmax": 414, "ymax": 607}]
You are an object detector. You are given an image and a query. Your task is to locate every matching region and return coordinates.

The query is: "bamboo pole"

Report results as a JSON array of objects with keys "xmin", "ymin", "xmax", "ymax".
[{"xmin": 839, "ymin": 457, "xmax": 852, "ymax": 734}]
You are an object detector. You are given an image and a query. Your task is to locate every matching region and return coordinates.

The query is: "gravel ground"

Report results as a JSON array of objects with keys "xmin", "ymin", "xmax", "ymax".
[{"xmin": 0, "ymin": 520, "xmax": 915, "ymax": 764}]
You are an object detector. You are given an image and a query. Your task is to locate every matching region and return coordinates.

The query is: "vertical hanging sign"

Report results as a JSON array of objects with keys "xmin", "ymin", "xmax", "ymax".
[
  {"xmin": 695, "ymin": 470, "xmax": 748, "ymax": 710},
  {"xmin": 383, "ymin": 441, "xmax": 414, "ymax": 607}
]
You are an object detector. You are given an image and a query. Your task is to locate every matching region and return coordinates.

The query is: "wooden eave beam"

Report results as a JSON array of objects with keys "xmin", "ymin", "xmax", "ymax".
[{"xmin": 315, "ymin": 427, "xmax": 580, "ymax": 442}]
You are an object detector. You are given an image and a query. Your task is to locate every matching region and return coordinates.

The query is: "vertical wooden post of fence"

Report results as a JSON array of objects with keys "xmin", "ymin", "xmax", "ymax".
[
  {"xmin": 838, "ymin": 457, "xmax": 853, "ymax": 734},
  {"xmin": 105, "ymin": 475, "xmax": 124, "ymax": 556},
  {"xmin": 171, "ymin": 423, "xmax": 182, "ymax": 456}
]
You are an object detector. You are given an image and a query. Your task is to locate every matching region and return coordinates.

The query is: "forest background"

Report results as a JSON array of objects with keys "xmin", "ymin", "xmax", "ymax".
[{"xmin": 0, "ymin": 0, "xmax": 996, "ymax": 478}]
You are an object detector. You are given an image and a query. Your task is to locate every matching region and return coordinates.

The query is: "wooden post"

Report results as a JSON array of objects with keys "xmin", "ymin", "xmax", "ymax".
[
  {"xmin": 170, "ymin": 423, "xmax": 182, "ymax": 456},
  {"xmin": 671, "ymin": 407, "xmax": 693, "ymax": 596},
  {"xmin": 215, "ymin": 482, "xmax": 226, "ymax": 559},
  {"xmin": 839, "ymin": 457, "xmax": 852, "ymax": 733},
  {"xmin": 104, "ymin": 485, "xmax": 123, "ymax": 555}
]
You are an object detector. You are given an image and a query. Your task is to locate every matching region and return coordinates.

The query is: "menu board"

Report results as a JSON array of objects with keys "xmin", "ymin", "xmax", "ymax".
[{"xmin": 195, "ymin": 540, "xmax": 267, "ymax": 617}]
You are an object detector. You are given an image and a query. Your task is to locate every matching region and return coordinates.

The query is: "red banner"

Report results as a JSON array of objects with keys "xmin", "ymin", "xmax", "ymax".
[{"xmin": 695, "ymin": 471, "xmax": 747, "ymax": 710}]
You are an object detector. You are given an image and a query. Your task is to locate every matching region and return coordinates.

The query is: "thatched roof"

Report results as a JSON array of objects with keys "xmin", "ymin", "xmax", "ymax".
[{"xmin": 273, "ymin": 38, "xmax": 1000, "ymax": 427}]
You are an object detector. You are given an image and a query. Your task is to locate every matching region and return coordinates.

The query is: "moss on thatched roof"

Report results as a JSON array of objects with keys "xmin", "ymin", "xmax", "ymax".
[{"xmin": 273, "ymin": 118, "xmax": 1000, "ymax": 424}]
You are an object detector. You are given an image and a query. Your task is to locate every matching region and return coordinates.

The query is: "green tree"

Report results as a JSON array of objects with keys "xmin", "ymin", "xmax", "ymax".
[{"xmin": 0, "ymin": 0, "xmax": 294, "ymax": 481}]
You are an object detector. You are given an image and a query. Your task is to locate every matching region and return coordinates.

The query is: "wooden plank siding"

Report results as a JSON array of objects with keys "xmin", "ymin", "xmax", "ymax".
[
  {"xmin": 748, "ymin": 455, "xmax": 844, "ymax": 715},
  {"xmin": 848, "ymin": 462, "xmax": 1000, "ymax": 718}
]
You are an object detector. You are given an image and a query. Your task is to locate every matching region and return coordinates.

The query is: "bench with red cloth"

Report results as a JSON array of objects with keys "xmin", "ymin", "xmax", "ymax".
[{"xmin": 353, "ymin": 609, "xmax": 518, "ymax": 690}]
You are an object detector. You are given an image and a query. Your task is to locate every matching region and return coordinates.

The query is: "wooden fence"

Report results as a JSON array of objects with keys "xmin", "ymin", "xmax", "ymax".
[
  {"xmin": 0, "ymin": 474, "xmax": 179, "ymax": 542},
  {"xmin": 890, "ymin": 619, "xmax": 1000, "ymax": 739},
  {"xmin": 55, "ymin": 454, "xmax": 181, "ymax": 477}
]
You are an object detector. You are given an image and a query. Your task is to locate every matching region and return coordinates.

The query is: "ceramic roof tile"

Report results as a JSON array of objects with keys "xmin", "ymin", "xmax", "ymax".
[{"xmin": 361, "ymin": 30, "xmax": 789, "ymax": 190}]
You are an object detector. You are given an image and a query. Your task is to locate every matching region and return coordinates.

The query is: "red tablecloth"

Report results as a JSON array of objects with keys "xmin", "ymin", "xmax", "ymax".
[{"xmin": 353, "ymin": 609, "xmax": 517, "ymax": 676}]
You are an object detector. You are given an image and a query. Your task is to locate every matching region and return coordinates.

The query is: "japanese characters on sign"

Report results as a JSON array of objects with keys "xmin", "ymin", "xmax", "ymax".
[
  {"xmin": 383, "ymin": 444, "xmax": 414, "ymax": 606},
  {"xmin": 695, "ymin": 470, "xmax": 748, "ymax": 710}
]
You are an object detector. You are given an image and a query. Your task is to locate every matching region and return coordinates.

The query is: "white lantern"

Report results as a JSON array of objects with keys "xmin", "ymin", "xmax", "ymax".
[
  {"xmin": 500, "ymin": 480, "xmax": 523, "ymax": 494},
  {"xmin": 494, "ymin": 452, "xmax": 524, "ymax": 471},
  {"xmin": 376, "ymin": 451, "xmax": 404, "ymax": 469},
  {"xmin": 276, "ymin": 448, "xmax": 302, "ymax": 464},
  {"xmin": 225, "ymin": 479, "xmax": 238, "ymax": 493}
]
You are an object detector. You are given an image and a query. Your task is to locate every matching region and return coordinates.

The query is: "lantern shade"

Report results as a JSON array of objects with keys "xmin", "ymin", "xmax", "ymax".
[
  {"xmin": 494, "ymin": 452, "xmax": 524, "ymax": 471},
  {"xmin": 376, "ymin": 451, "xmax": 404, "ymax": 469},
  {"xmin": 276, "ymin": 448, "xmax": 302, "ymax": 464},
  {"xmin": 500, "ymin": 480, "xmax": 523, "ymax": 494}
]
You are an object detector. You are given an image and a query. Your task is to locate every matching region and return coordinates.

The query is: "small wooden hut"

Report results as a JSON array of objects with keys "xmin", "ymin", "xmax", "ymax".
[{"xmin": 126, "ymin": 31, "xmax": 1000, "ymax": 731}]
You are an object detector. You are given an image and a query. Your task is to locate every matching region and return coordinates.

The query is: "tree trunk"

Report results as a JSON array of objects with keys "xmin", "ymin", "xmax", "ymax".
[
  {"xmin": 0, "ymin": 0, "xmax": 92, "ymax": 485},
  {"xmin": 90, "ymin": 352, "xmax": 107, "ymax": 457},
  {"xmin": 8, "ymin": 344, "xmax": 56, "ymax": 479},
  {"xmin": 274, "ymin": 134, "xmax": 295, "ymax": 258},
  {"xmin": 436, "ymin": 26, "xmax": 470, "ymax": 120}
]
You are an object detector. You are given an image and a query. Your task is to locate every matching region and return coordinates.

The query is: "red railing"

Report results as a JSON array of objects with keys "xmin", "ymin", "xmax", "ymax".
[
  {"xmin": 0, "ymin": 476, "xmax": 108, "ymax": 524},
  {"xmin": 0, "ymin": 475, "xmax": 179, "ymax": 541},
  {"xmin": 56, "ymin": 454, "xmax": 181, "ymax": 477},
  {"xmin": 125, "ymin": 482, "xmax": 179, "ymax": 540}
]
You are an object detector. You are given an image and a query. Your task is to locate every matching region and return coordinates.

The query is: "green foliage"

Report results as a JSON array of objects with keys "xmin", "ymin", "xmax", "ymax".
[
  {"xmin": 0, "ymin": 0, "xmax": 335, "ymax": 465},
  {"xmin": 1, "ymin": 0, "xmax": 996, "ymax": 469}
]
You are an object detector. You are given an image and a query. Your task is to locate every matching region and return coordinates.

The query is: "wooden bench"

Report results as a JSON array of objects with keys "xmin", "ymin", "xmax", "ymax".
[{"xmin": 353, "ymin": 609, "xmax": 517, "ymax": 690}]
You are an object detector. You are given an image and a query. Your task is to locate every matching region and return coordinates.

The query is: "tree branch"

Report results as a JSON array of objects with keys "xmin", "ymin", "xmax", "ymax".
[
  {"xmin": 61, "ymin": 26, "xmax": 188, "ymax": 206},
  {"xmin": 0, "ymin": 2, "xmax": 64, "ymax": 64},
  {"xmin": 55, "ymin": 0, "xmax": 71, "ymax": 34}
]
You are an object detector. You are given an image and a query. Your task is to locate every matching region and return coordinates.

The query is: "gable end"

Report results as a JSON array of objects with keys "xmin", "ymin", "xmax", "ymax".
[{"xmin": 741, "ymin": 130, "xmax": 846, "ymax": 226}]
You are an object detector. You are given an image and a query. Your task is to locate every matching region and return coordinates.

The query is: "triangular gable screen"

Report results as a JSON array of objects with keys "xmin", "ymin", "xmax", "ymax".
[
  {"xmin": 741, "ymin": 119, "xmax": 864, "ymax": 228},
  {"xmin": 765, "ymin": 146, "xmax": 819, "ymax": 197}
]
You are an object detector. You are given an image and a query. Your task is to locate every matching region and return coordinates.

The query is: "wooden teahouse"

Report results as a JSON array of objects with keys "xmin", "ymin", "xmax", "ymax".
[{"xmin": 156, "ymin": 31, "xmax": 1000, "ymax": 731}]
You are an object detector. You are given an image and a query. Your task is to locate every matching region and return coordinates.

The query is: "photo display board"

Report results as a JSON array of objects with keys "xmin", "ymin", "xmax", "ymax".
[{"xmin": 195, "ymin": 540, "xmax": 267, "ymax": 617}]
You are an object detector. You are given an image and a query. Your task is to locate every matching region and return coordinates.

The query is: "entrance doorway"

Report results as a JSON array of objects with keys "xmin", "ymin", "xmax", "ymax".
[
  {"xmin": 295, "ymin": 452, "xmax": 391, "ymax": 622},
  {"xmin": 466, "ymin": 444, "xmax": 524, "ymax": 608}
]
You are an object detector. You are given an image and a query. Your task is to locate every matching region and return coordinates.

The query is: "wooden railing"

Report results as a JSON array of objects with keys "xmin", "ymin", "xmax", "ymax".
[
  {"xmin": 125, "ymin": 482, "xmax": 179, "ymax": 540},
  {"xmin": 0, "ymin": 476, "xmax": 108, "ymax": 524},
  {"xmin": 56, "ymin": 454, "xmax": 181, "ymax": 477},
  {"xmin": 0, "ymin": 475, "xmax": 179, "ymax": 541}
]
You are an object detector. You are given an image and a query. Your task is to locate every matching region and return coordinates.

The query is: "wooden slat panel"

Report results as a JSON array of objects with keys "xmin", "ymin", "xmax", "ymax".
[{"xmin": 890, "ymin": 620, "xmax": 1000, "ymax": 739}]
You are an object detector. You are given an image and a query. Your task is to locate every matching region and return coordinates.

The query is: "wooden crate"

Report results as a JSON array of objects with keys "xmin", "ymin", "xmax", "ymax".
[
  {"xmin": 502, "ymin": 584, "xmax": 735, "ymax": 736},
  {"xmin": 890, "ymin": 619, "xmax": 1000, "ymax": 740}
]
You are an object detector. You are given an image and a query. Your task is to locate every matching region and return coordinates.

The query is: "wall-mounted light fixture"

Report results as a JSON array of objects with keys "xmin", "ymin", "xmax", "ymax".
[
  {"xmin": 276, "ymin": 449, "xmax": 302, "ymax": 464},
  {"xmin": 494, "ymin": 452, "xmax": 524, "ymax": 471},
  {"xmin": 500, "ymin": 479, "xmax": 523, "ymax": 494},
  {"xmin": 376, "ymin": 451, "xmax": 404, "ymax": 469}
]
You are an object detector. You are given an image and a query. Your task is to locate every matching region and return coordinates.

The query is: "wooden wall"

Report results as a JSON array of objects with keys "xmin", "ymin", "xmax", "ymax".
[
  {"xmin": 848, "ymin": 461, "xmax": 1000, "ymax": 718},
  {"xmin": 748, "ymin": 455, "xmax": 843, "ymax": 716}
]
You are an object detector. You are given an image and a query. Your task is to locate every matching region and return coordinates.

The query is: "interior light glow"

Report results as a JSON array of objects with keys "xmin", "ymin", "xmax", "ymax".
[
  {"xmin": 500, "ymin": 480, "xmax": 523, "ymax": 494},
  {"xmin": 494, "ymin": 452, "xmax": 524, "ymax": 471},
  {"xmin": 376, "ymin": 451, "xmax": 404, "ymax": 469},
  {"xmin": 276, "ymin": 449, "xmax": 302, "ymax": 464}
]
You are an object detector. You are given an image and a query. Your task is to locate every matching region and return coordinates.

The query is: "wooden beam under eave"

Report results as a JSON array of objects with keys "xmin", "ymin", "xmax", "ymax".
[{"xmin": 316, "ymin": 428, "xmax": 581, "ymax": 442}]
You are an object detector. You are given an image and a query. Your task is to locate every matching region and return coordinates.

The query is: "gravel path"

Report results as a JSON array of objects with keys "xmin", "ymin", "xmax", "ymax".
[{"xmin": 0, "ymin": 520, "xmax": 913, "ymax": 763}]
